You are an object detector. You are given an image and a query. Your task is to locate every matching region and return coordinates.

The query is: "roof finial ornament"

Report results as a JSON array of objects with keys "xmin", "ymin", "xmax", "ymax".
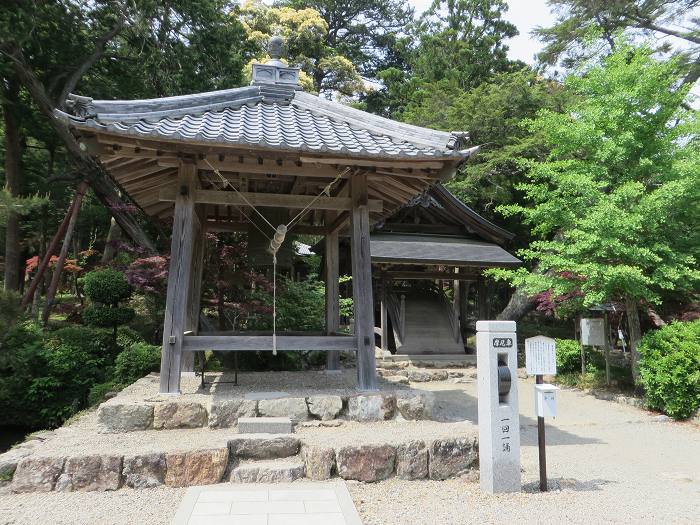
[
  {"xmin": 252, "ymin": 34, "xmax": 301, "ymax": 89},
  {"xmin": 268, "ymin": 35, "xmax": 284, "ymax": 61}
]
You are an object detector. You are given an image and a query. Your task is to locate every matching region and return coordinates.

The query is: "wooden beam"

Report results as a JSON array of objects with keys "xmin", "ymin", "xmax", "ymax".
[
  {"xmin": 159, "ymin": 157, "xmax": 349, "ymax": 179},
  {"xmin": 204, "ymin": 221, "xmax": 326, "ymax": 235},
  {"xmin": 159, "ymin": 161, "xmax": 198, "ymax": 394},
  {"xmin": 301, "ymin": 155, "xmax": 445, "ymax": 170},
  {"xmin": 384, "ymin": 271, "xmax": 479, "ymax": 281},
  {"xmin": 351, "ymin": 172, "xmax": 377, "ymax": 390},
  {"xmin": 325, "ymin": 224, "xmax": 341, "ymax": 371},
  {"xmin": 327, "ymin": 211, "xmax": 349, "ymax": 235},
  {"xmin": 160, "ymin": 187, "xmax": 383, "ymax": 212},
  {"xmin": 182, "ymin": 335, "xmax": 356, "ymax": 352}
]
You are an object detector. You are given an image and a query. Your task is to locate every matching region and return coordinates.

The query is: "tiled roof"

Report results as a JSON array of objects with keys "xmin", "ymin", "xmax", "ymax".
[
  {"xmin": 55, "ymin": 86, "xmax": 475, "ymax": 160},
  {"xmin": 370, "ymin": 234, "xmax": 521, "ymax": 267}
]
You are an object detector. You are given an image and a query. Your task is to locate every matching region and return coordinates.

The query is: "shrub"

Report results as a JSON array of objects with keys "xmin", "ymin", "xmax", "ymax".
[
  {"xmin": 83, "ymin": 269, "xmax": 135, "ymax": 340},
  {"xmin": 639, "ymin": 320, "xmax": 700, "ymax": 419},
  {"xmin": 556, "ymin": 338, "xmax": 606, "ymax": 375},
  {"xmin": 88, "ymin": 381, "xmax": 122, "ymax": 406},
  {"xmin": 83, "ymin": 305, "xmax": 135, "ymax": 328},
  {"xmin": 114, "ymin": 342, "xmax": 161, "ymax": 384},
  {"xmin": 83, "ymin": 268, "xmax": 132, "ymax": 305}
]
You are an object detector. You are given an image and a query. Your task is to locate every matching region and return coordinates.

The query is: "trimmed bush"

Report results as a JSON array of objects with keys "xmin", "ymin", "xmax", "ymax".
[
  {"xmin": 114, "ymin": 342, "xmax": 161, "ymax": 384},
  {"xmin": 83, "ymin": 305, "xmax": 135, "ymax": 328},
  {"xmin": 639, "ymin": 320, "xmax": 700, "ymax": 419},
  {"xmin": 83, "ymin": 268, "xmax": 132, "ymax": 305}
]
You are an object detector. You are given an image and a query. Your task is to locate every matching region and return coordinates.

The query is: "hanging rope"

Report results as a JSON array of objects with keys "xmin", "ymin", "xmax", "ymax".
[{"xmin": 202, "ymin": 158, "xmax": 348, "ymax": 355}]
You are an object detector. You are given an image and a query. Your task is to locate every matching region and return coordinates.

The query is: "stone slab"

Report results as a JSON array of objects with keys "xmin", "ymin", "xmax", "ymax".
[
  {"xmin": 238, "ymin": 417, "xmax": 294, "ymax": 434},
  {"xmin": 170, "ymin": 481, "xmax": 363, "ymax": 525}
]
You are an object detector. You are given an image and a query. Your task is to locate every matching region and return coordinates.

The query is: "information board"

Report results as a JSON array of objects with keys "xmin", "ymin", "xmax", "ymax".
[{"xmin": 525, "ymin": 336, "xmax": 557, "ymax": 376}]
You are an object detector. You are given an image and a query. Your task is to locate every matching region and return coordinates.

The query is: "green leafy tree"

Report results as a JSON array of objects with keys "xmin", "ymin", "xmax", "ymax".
[
  {"xmin": 363, "ymin": 0, "xmax": 522, "ymax": 119},
  {"xmin": 281, "ymin": 0, "xmax": 415, "ymax": 80},
  {"xmin": 238, "ymin": 0, "xmax": 364, "ymax": 95},
  {"xmin": 490, "ymin": 44, "xmax": 700, "ymax": 381},
  {"xmin": 536, "ymin": 0, "xmax": 700, "ymax": 86},
  {"xmin": 412, "ymin": 0, "xmax": 519, "ymax": 88}
]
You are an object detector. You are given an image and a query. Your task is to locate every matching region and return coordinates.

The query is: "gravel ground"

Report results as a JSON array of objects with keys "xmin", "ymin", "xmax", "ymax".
[
  {"xmin": 118, "ymin": 370, "xmax": 413, "ymax": 406},
  {"xmin": 1, "ymin": 374, "xmax": 699, "ymax": 524},
  {"xmin": 0, "ymin": 487, "xmax": 185, "ymax": 525}
]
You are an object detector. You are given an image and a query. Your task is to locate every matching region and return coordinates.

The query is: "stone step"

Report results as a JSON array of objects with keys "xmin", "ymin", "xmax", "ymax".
[
  {"xmin": 237, "ymin": 416, "xmax": 293, "ymax": 434},
  {"xmin": 228, "ymin": 434, "xmax": 300, "ymax": 460},
  {"xmin": 230, "ymin": 458, "xmax": 305, "ymax": 483}
]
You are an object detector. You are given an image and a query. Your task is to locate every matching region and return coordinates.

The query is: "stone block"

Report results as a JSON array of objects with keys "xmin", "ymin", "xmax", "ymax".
[
  {"xmin": 237, "ymin": 417, "xmax": 293, "ymax": 434},
  {"xmin": 430, "ymin": 370, "xmax": 449, "ymax": 381},
  {"xmin": 258, "ymin": 397, "xmax": 309, "ymax": 422},
  {"xmin": 396, "ymin": 441, "xmax": 428, "ymax": 479},
  {"xmin": 428, "ymin": 438, "xmax": 478, "ymax": 480},
  {"xmin": 302, "ymin": 446, "xmax": 336, "ymax": 480},
  {"xmin": 385, "ymin": 375, "xmax": 409, "ymax": 385},
  {"xmin": 208, "ymin": 398, "xmax": 257, "ymax": 428},
  {"xmin": 165, "ymin": 448, "xmax": 228, "ymax": 487},
  {"xmin": 97, "ymin": 403, "xmax": 153, "ymax": 433},
  {"xmin": 11, "ymin": 456, "xmax": 65, "ymax": 493},
  {"xmin": 347, "ymin": 394, "xmax": 395, "ymax": 421},
  {"xmin": 336, "ymin": 445, "xmax": 396, "ymax": 482},
  {"xmin": 56, "ymin": 455, "xmax": 122, "ymax": 492},
  {"xmin": 122, "ymin": 453, "xmax": 166, "ymax": 488},
  {"xmin": 396, "ymin": 392, "xmax": 435, "ymax": 421},
  {"xmin": 230, "ymin": 460, "xmax": 305, "ymax": 483},
  {"xmin": 406, "ymin": 370, "xmax": 431, "ymax": 382},
  {"xmin": 396, "ymin": 441, "xmax": 428, "ymax": 480},
  {"xmin": 228, "ymin": 435, "xmax": 300, "ymax": 460},
  {"xmin": 153, "ymin": 401, "xmax": 207, "ymax": 429},
  {"xmin": 307, "ymin": 395, "xmax": 343, "ymax": 421},
  {"xmin": 0, "ymin": 448, "xmax": 31, "ymax": 485}
]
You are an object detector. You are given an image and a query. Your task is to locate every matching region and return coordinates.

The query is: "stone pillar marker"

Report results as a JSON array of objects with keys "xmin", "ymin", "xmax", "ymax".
[{"xmin": 476, "ymin": 320, "xmax": 521, "ymax": 493}]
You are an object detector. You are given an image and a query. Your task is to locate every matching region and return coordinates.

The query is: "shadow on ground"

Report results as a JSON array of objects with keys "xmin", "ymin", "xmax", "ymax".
[{"xmin": 431, "ymin": 389, "xmax": 604, "ymax": 446}]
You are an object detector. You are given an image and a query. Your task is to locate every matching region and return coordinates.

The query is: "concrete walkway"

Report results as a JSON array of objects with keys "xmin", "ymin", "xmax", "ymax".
[{"xmin": 170, "ymin": 482, "xmax": 362, "ymax": 525}]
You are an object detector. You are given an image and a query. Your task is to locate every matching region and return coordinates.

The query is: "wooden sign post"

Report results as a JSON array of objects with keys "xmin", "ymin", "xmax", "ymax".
[{"xmin": 525, "ymin": 336, "xmax": 557, "ymax": 492}]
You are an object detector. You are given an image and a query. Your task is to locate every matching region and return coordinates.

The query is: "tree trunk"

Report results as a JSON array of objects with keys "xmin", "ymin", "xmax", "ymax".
[
  {"xmin": 2, "ymin": 78, "xmax": 23, "ymax": 291},
  {"xmin": 42, "ymin": 184, "xmax": 85, "ymax": 325},
  {"xmin": 625, "ymin": 296, "xmax": 643, "ymax": 383},
  {"xmin": 101, "ymin": 217, "xmax": 122, "ymax": 264},
  {"xmin": 497, "ymin": 287, "xmax": 537, "ymax": 321},
  {"xmin": 7, "ymin": 48, "xmax": 157, "ymax": 254}
]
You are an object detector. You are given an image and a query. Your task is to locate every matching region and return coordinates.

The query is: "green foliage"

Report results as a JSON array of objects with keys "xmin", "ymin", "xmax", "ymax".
[
  {"xmin": 87, "ymin": 381, "xmax": 122, "ymax": 406},
  {"xmin": 82, "ymin": 305, "xmax": 135, "ymax": 329},
  {"xmin": 489, "ymin": 43, "xmax": 700, "ymax": 310},
  {"xmin": 239, "ymin": 0, "xmax": 364, "ymax": 95},
  {"xmin": 276, "ymin": 279, "xmax": 325, "ymax": 332},
  {"xmin": 535, "ymin": 0, "xmax": 700, "ymax": 86},
  {"xmin": 0, "ymin": 188, "xmax": 46, "ymax": 227},
  {"xmin": 83, "ymin": 269, "xmax": 132, "ymax": 305},
  {"xmin": 0, "ymin": 325, "xmax": 112, "ymax": 428},
  {"xmin": 114, "ymin": 342, "xmax": 161, "ymax": 385},
  {"xmin": 639, "ymin": 320, "xmax": 700, "ymax": 419},
  {"xmin": 555, "ymin": 338, "xmax": 605, "ymax": 375}
]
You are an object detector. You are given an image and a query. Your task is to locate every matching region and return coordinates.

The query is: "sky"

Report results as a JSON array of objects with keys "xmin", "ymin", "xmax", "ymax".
[{"xmin": 408, "ymin": 0, "xmax": 557, "ymax": 65}]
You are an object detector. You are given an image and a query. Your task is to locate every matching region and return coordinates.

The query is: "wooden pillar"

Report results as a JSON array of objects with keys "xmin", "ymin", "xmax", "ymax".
[
  {"xmin": 453, "ymin": 268, "xmax": 461, "ymax": 342},
  {"xmin": 380, "ymin": 277, "xmax": 388, "ymax": 353},
  {"xmin": 477, "ymin": 278, "xmax": 489, "ymax": 320},
  {"xmin": 350, "ymin": 173, "xmax": 377, "ymax": 390},
  {"xmin": 325, "ymin": 225, "xmax": 340, "ymax": 371},
  {"xmin": 460, "ymin": 280, "xmax": 469, "ymax": 335},
  {"xmin": 159, "ymin": 162, "xmax": 198, "ymax": 394},
  {"xmin": 182, "ymin": 205, "xmax": 205, "ymax": 372}
]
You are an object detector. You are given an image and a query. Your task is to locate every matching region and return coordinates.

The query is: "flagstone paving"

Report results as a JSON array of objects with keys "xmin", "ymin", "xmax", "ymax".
[{"xmin": 170, "ymin": 481, "xmax": 362, "ymax": 525}]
